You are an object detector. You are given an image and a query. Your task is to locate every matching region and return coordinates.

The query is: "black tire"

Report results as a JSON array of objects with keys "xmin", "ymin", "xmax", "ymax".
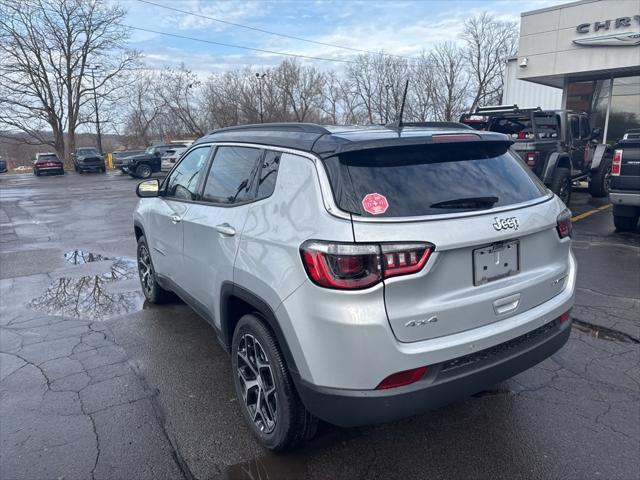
[
  {"xmin": 78, "ymin": 167, "xmax": 84, "ymax": 174},
  {"xmin": 34, "ymin": 169, "xmax": 39, "ymax": 176},
  {"xmin": 613, "ymin": 215, "xmax": 638, "ymax": 232},
  {"xmin": 136, "ymin": 164, "xmax": 152, "ymax": 179},
  {"xmin": 101, "ymin": 167, "xmax": 106, "ymax": 173},
  {"xmin": 59, "ymin": 169, "xmax": 65, "ymax": 175},
  {"xmin": 232, "ymin": 314, "xmax": 317, "ymax": 451},
  {"xmin": 550, "ymin": 167, "xmax": 572, "ymax": 206},
  {"xmin": 588, "ymin": 157, "xmax": 612, "ymax": 198},
  {"xmin": 136, "ymin": 235, "xmax": 173, "ymax": 303}
]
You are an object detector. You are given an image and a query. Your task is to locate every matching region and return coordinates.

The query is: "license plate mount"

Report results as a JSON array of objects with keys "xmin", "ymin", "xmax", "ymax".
[{"xmin": 473, "ymin": 240, "xmax": 520, "ymax": 286}]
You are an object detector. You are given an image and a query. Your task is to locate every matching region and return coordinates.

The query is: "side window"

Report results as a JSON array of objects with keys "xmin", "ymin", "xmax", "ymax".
[
  {"xmin": 202, "ymin": 146, "xmax": 262, "ymax": 204},
  {"xmin": 256, "ymin": 151, "xmax": 281, "ymax": 200},
  {"xmin": 164, "ymin": 146, "xmax": 211, "ymax": 200},
  {"xmin": 579, "ymin": 116, "xmax": 591, "ymax": 139},
  {"xmin": 569, "ymin": 115, "xmax": 580, "ymax": 140}
]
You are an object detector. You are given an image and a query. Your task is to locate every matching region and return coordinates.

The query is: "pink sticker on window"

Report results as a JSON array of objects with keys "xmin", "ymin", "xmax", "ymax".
[{"xmin": 362, "ymin": 193, "xmax": 389, "ymax": 215}]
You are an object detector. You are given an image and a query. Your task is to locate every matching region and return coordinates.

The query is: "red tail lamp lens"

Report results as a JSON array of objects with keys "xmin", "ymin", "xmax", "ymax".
[
  {"xmin": 559, "ymin": 311, "xmax": 571, "ymax": 323},
  {"xmin": 301, "ymin": 242, "xmax": 433, "ymax": 290},
  {"xmin": 612, "ymin": 149, "xmax": 622, "ymax": 176},
  {"xmin": 556, "ymin": 209, "xmax": 572, "ymax": 238},
  {"xmin": 376, "ymin": 366, "xmax": 428, "ymax": 390}
]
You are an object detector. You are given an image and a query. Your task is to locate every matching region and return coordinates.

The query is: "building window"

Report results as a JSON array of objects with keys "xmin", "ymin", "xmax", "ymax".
[{"xmin": 608, "ymin": 76, "xmax": 640, "ymax": 143}]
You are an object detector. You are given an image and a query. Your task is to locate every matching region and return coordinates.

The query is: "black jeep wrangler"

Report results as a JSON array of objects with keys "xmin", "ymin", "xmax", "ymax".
[
  {"xmin": 461, "ymin": 105, "xmax": 611, "ymax": 205},
  {"xmin": 124, "ymin": 144, "xmax": 185, "ymax": 179}
]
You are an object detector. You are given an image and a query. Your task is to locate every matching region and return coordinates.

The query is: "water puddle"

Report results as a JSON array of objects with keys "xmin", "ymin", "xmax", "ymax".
[
  {"xmin": 572, "ymin": 319, "xmax": 639, "ymax": 344},
  {"xmin": 64, "ymin": 249, "xmax": 111, "ymax": 265},
  {"xmin": 28, "ymin": 252, "xmax": 144, "ymax": 320},
  {"xmin": 221, "ymin": 454, "xmax": 308, "ymax": 480}
]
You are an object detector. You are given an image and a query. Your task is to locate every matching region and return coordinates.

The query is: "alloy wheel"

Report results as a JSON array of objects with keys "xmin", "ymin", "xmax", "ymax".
[
  {"xmin": 236, "ymin": 334, "xmax": 277, "ymax": 434},
  {"xmin": 137, "ymin": 244, "xmax": 154, "ymax": 296}
]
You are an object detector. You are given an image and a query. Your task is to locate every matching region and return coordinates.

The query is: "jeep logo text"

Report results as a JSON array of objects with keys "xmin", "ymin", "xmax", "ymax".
[{"xmin": 492, "ymin": 216, "xmax": 519, "ymax": 232}]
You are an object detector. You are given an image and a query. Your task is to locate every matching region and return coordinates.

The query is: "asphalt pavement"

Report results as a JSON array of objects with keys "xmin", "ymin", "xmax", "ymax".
[{"xmin": 0, "ymin": 171, "xmax": 638, "ymax": 480}]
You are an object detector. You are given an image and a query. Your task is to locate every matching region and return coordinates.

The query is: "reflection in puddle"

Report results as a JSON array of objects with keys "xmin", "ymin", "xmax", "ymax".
[
  {"xmin": 64, "ymin": 250, "xmax": 111, "ymax": 264},
  {"xmin": 222, "ymin": 454, "xmax": 308, "ymax": 480},
  {"xmin": 572, "ymin": 319, "xmax": 639, "ymax": 344},
  {"xmin": 29, "ymin": 253, "xmax": 144, "ymax": 320}
]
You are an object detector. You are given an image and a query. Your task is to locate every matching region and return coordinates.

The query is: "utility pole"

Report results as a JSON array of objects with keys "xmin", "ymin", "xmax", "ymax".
[
  {"xmin": 87, "ymin": 65, "xmax": 102, "ymax": 153},
  {"xmin": 255, "ymin": 72, "xmax": 267, "ymax": 123},
  {"xmin": 385, "ymin": 84, "xmax": 391, "ymax": 124}
]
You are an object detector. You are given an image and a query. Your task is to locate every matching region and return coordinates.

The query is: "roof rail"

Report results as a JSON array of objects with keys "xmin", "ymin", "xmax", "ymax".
[{"xmin": 206, "ymin": 123, "xmax": 331, "ymax": 136}]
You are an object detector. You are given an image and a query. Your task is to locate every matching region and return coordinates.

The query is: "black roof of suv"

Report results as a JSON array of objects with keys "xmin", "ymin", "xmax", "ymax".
[{"xmin": 195, "ymin": 122, "xmax": 512, "ymax": 158}]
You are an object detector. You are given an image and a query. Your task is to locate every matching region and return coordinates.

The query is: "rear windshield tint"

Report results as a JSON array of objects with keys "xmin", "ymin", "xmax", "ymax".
[
  {"xmin": 38, "ymin": 154, "xmax": 58, "ymax": 161},
  {"xmin": 489, "ymin": 114, "xmax": 559, "ymax": 141},
  {"xmin": 323, "ymin": 143, "xmax": 547, "ymax": 217}
]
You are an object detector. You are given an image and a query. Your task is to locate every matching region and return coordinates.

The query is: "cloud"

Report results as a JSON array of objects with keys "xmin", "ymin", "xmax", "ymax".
[{"xmin": 122, "ymin": 0, "xmax": 570, "ymax": 72}]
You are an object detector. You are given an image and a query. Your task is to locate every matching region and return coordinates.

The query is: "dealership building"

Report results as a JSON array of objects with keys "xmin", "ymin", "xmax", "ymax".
[{"xmin": 503, "ymin": 0, "xmax": 640, "ymax": 144}]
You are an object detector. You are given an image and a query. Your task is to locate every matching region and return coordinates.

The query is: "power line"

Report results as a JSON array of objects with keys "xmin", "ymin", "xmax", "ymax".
[
  {"xmin": 124, "ymin": 24, "xmax": 356, "ymax": 64},
  {"xmin": 123, "ymin": 24, "xmax": 357, "ymax": 64},
  {"xmin": 135, "ymin": 0, "xmax": 413, "ymax": 60}
]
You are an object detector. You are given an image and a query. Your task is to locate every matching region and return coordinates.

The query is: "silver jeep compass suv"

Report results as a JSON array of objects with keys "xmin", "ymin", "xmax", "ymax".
[{"xmin": 133, "ymin": 123, "xmax": 575, "ymax": 450}]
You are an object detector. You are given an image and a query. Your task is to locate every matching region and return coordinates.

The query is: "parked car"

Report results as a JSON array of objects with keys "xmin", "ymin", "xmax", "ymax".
[
  {"xmin": 461, "ymin": 105, "xmax": 612, "ymax": 205},
  {"xmin": 112, "ymin": 150, "xmax": 145, "ymax": 172},
  {"xmin": 73, "ymin": 147, "xmax": 105, "ymax": 173},
  {"xmin": 160, "ymin": 147, "xmax": 188, "ymax": 172},
  {"xmin": 0, "ymin": 157, "xmax": 7, "ymax": 173},
  {"xmin": 33, "ymin": 153, "xmax": 64, "ymax": 176},
  {"xmin": 610, "ymin": 129, "xmax": 640, "ymax": 232},
  {"xmin": 124, "ymin": 144, "xmax": 185, "ymax": 179},
  {"xmin": 133, "ymin": 123, "xmax": 575, "ymax": 450}
]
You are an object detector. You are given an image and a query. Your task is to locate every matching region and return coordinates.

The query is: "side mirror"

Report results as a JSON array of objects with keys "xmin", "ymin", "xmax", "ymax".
[
  {"xmin": 136, "ymin": 179, "xmax": 160, "ymax": 198},
  {"xmin": 590, "ymin": 127, "xmax": 602, "ymax": 140},
  {"xmin": 154, "ymin": 151, "xmax": 161, "ymax": 157}
]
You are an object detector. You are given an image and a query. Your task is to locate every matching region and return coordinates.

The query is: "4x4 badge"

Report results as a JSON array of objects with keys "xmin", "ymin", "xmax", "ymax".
[
  {"xmin": 405, "ymin": 316, "xmax": 438, "ymax": 327},
  {"xmin": 492, "ymin": 216, "xmax": 519, "ymax": 232}
]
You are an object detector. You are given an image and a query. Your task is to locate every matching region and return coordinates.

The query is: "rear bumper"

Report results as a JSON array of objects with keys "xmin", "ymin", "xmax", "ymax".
[
  {"xmin": 36, "ymin": 165, "xmax": 63, "ymax": 171},
  {"xmin": 297, "ymin": 317, "xmax": 571, "ymax": 427},
  {"xmin": 610, "ymin": 191, "xmax": 640, "ymax": 207}
]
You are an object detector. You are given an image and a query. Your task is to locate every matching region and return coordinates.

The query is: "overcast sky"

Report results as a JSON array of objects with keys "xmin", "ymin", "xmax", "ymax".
[{"xmin": 121, "ymin": 0, "xmax": 567, "ymax": 74}]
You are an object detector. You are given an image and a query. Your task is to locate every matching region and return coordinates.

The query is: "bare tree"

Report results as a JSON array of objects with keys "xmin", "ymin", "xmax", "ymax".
[
  {"xmin": 461, "ymin": 12, "xmax": 518, "ymax": 111},
  {"xmin": 0, "ymin": 0, "xmax": 139, "ymax": 162},
  {"xmin": 429, "ymin": 42, "xmax": 469, "ymax": 121}
]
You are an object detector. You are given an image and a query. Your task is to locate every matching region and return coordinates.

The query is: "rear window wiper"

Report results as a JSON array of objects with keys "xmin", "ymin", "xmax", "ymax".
[{"xmin": 430, "ymin": 196, "xmax": 499, "ymax": 209}]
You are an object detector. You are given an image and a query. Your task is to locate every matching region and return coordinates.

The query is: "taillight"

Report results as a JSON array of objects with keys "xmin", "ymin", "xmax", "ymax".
[
  {"xmin": 376, "ymin": 366, "xmax": 428, "ymax": 389},
  {"xmin": 559, "ymin": 311, "xmax": 571, "ymax": 323},
  {"xmin": 556, "ymin": 209, "xmax": 572, "ymax": 238},
  {"xmin": 432, "ymin": 133, "xmax": 480, "ymax": 143},
  {"xmin": 612, "ymin": 149, "xmax": 623, "ymax": 176},
  {"xmin": 300, "ymin": 241, "xmax": 433, "ymax": 290},
  {"xmin": 525, "ymin": 151, "xmax": 539, "ymax": 166}
]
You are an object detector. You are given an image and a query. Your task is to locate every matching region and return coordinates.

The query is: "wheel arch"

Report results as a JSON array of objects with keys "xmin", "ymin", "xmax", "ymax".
[
  {"xmin": 220, "ymin": 282, "xmax": 301, "ymax": 377},
  {"xmin": 542, "ymin": 153, "xmax": 572, "ymax": 184},
  {"xmin": 133, "ymin": 221, "xmax": 145, "ymax": 242}
]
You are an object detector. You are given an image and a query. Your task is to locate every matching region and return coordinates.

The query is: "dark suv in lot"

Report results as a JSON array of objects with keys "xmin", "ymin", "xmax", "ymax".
[
  {"xmin": 461, "ymin": 105, "xmax": 611, "ymax": 205},
  {"xmin": 73, "ymin": 147, "xmax": 106, "ymax": 173},
  {"xmin": 124, "ymin": 144, "xmax": 185, "ymax": 179},
  {"xmin": 610, "ymin": 129, "xmax": 640, "ymax": 231}
]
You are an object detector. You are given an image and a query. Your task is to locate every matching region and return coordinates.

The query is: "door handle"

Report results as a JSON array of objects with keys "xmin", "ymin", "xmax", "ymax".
[
  {"xmin": 170, "ymin": 214, "xmax": 182, "ymax": 224},
  {"xmin": 215, "ymin": 223, "xmax": 236, "ymax": 236}
]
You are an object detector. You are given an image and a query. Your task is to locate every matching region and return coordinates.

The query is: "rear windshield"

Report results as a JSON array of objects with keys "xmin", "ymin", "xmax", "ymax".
[
  {"xmin": 323, "ymin": 143, "xmax": 547, "ymax": 217},
  {"xmin": 38, "ymin": 154, "xmax": 58, "ymax": 161},
  {"xmin": 489, "ymin": 114, "xmax": 559, "ymax": 141}
]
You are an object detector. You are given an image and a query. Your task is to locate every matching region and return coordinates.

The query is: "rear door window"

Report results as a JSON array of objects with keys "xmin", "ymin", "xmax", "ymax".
[
  {"xmin": 533, "ymin": 114, "xmax": 559, "ymax": 139},
  {"xmin": 202, "ymin": 146, "xmax": 262, "ymax": 204},
  {"xmin": 323, "ymin": 143, "xmax": 547, "ymax": 218},
  {"xmin": 488, "ymin": 115, "xmax": 534, "ymax": 140}
]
